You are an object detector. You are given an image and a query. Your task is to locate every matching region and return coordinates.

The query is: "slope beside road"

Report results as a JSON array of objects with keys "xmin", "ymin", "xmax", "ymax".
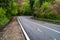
[{"xmin": 0, "ymin": 17, "xmax": 25, "ymax": 40}]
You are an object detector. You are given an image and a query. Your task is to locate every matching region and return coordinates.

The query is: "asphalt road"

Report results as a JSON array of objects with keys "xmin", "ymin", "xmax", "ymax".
[{"xmin": 18, "ymin": 16, "xmax": 60, "ymax": 40}]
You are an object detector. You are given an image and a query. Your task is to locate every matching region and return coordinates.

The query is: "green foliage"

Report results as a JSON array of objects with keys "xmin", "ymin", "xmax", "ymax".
[
  {"xmin": 40, "ymin": 1, "xmax": 60, "ymax": 20},
  {"xmin": 30, "ymin": 0, "xmax": 35, "ymax": 9},
  {"xmin": 0, "ymin": 0, "xmax": 19, "ymax": 27},
  {"xmin": 44, "ymin": 9, "xmax": 60, "ymax": 20},
  {"xmin": 19, "ymin": 1, "xmax": 31, "ymax": 15},
  {"xmin": 0, "ymin": 17, "xmax": 9, "ymax": 27},
  {"xmin": 0, "ymin": 8, "xmax": 9, "ymax": 27},
  {"xmin": 0, "ymin": 8, "xmax": 6, "ymax": 18},
  {"xmin": 0, "ymin": 0, "xmax": 11, "ymax": 8},
  {"xmin": 11, "ymin": 2, "xmax": 18, "ymax": 15},
  {"xmin": 34, "ymin": 1, "xmax": 60, "ymax": 20},
  {"xmin": 39, "ymin": 2, "xmax": 51, "ymax": 17},
  {"xmin": 39, "ymin": 0, "xmax": 44, "ymax": 7},
  {"xmin": 33, "ymin": 0, "xmax": 40, "ymax": 8},
  {"xmin": 0, "ymin": 0, "xmax": 59, "ymax": 27}
]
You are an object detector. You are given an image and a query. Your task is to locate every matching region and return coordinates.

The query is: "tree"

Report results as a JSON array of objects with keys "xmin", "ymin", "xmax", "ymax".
[
  {"xmin": 30, "ymin": 0, "xmax": 35, "ymax": 10},
  {"xmin": 39, "ymin": 0, "xmax": 44, "ymax": 7},
  {"xmin": 29, "ymin": 0, "xmax": 35, "ymax": 15},
  {"xmin": 0, "ymin": 0, "xmax": 12, "ymax": 8}
]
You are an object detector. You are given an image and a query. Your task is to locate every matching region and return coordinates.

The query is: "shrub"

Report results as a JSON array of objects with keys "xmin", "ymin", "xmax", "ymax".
[
  {"xmin": 0, "ymin": 17, "xmax": 9, "ymax": 27},
  {"xmin": 33, "ymin": 0, "xmax": 40, "ymax": 8},
  {"xmin": 39, "ymin": 2, "xmax": 51, "ymax": 17},
  {"xmin": 0, "ymin": 8, "xmax": 9, "ymax": 27},
  {"xmin": 0, "ymin": 8, "xmax": 6, "ymax": 18},
  {"xmin": 18, "ymin": 1, "xmax": 31, "ymax": 15},
  {"xmin": 0, "ymin": 0, "xmax": 19, "ymax": 27},
  {"xmin": 11, "ymin": 2, "xmax": 18, "ymax": 15},
  {"xmin": 36, "ymin": 1, "xmax": 60, "ymax": 20},
  {"xmin": 33, "ymin": 2, "xmax": 50, "ymax": 18}
]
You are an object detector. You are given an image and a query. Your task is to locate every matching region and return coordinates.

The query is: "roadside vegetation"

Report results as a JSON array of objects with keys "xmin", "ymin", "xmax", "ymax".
[
  {"xmin": 0, "ymin": 0, "xmax": 60, "ymax": 27},
  {"xmin": 33, "ymin": 0, "xmax": 60, "ymax": 20},
  {"xmin": 0, "ymin": 0, "xmax": 18, "ymax": 27},
  {"xmin": 18, "ymin": 0, "xmax": 60, "ymax": 20},
  {"xmin": 18, "ymin": 0, "xmax": 60, "ymax": 23}
]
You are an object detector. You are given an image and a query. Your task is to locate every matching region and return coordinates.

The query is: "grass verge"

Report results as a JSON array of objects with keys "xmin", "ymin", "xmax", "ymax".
[{"xmin": 33, "ymin": 17, "xmax": 60, "ymax": 25}]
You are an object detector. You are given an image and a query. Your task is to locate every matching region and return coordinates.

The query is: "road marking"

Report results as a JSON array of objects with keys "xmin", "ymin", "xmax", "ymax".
[
  {"xmin": 17, "ymin": 17, "xmax": 30, "ymax": 40},
  {"xmin": 54, "ymin": 38, "xmax": 56, "ymax": 40},
  {"xmin": 23, "ymin": 18, "xmax": 60, "ymax": 34},
  {"xmin": 22, "ymin": 18, "xmax": 60, "ymax": 33},
  {"xmin": 31, "ymin": 21, "xmax": 60, "ymax": 33},
  {"xmin": 37, "ymin": 28, "xmax": 42, "ymax": 32}
]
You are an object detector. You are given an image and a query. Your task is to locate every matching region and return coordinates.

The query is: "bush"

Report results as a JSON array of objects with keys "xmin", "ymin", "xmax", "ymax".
[
  {"xmin": 35, "ymin": 1, "xmax": 60, "ymax": 20},
  {"xmin": 0, "ymin": 17, "xmax": 9, "ymax": 27},
  {"xmin": 11, "ymin": 2, "xmax": 18, "ymax": 15},
  {"xmin": 0, "ymin": 8, "xmax": 6, "ymax": 18},
  {"xmin": 0, "ymin": 0, "xmax": 19, "ymax": 27},
  {"xmin": 33, "ymin": 0, "xmax": 40, "ymax": 8},
  {"xmin": 0, "ymin": 8, "xmax": 9, "ymax": 27},
  {"xmin": 18, "ymin": 1, "xmax": 31, "ymax": 15},
  {"xmin": 39, "ymin": 2, "xmax": 51, "ymax": 17},
  {"xmin": 33, "ymin": 2, "xmax": 51, "ymax": 18}
]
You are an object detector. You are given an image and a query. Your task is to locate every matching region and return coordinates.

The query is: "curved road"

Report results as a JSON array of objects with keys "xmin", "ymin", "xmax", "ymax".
[{"xmin": 18, "ymin": 16, "xmax": 60, "ymax": 40}]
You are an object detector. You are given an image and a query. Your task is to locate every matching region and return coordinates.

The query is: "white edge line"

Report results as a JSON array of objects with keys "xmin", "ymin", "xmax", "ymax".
[
  {"xmin": 17, "ymin": 16, "xmax": 30, "ymax": 40},
  {"xmin": 31, "ymin": 22, "xmax": 60, "ymax": 34},
  {"xmin": 24, "ymin": 19, "xmax": 60, "ymax": 33}
]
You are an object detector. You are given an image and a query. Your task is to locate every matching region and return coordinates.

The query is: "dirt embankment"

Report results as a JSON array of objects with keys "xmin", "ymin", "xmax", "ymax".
[{"xmin": 0, "ymin": 17, "xmax": 25, "ymax": 40}]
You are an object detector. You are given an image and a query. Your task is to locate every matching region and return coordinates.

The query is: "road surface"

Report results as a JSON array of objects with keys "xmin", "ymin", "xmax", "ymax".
[{"xmin": 18, "ymin": 16, "xmax": 60, "ymax": 40}]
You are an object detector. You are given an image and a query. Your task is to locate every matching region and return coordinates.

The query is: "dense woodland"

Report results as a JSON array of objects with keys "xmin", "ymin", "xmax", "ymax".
[
  {"xmin": 0, "ymin": 0, "xmax": 60, "ymax": 27},
  {"xmin": 18, "ymin": 0, "xmax": 60, "ymax": 20},
  {"xmin": 0, "ymin": 0, "xmax": 18, "ymax": 27}
]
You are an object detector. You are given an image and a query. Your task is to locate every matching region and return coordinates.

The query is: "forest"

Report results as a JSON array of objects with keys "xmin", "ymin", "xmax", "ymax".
[
  {"xmin": 0, "ymin": 0, "xmax": 60, "ymax": 27},
  {"xmin": 0, "ymin": 0, "xmax": 18, "ymax": 27}
]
